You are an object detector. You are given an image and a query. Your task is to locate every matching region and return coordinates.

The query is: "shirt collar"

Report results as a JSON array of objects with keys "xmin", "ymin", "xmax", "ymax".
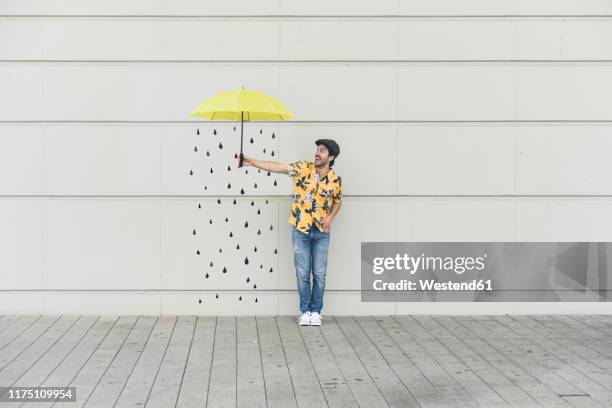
[{"xmin": 310, "ymin": 162, "xmax": 335, "ymax": 181}]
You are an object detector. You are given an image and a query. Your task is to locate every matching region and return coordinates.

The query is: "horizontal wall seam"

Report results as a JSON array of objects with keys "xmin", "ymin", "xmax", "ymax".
[
  {"xmin": 3, "ymin": 60, "xmax": 612, "ymax": 64},
  {"xmin": 3, "ymin": 120, "xmax": 612, "ymax": 124},
  {"xmin": 3, "ymin": 15, "xmax": 612, "ymax": 19},
  {"xmin": 2, "ymin": 195, "xmax": 612, "ymax": 198},
  {"xmin": 1, "ymin": 289, "xmax": 609, "ymax": 292}
]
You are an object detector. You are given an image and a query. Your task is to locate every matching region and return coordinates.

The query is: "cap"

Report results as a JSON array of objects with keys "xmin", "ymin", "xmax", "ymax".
[{"xmin": 315, "ymin": 139, "xmax": 340, "ymax": 159}]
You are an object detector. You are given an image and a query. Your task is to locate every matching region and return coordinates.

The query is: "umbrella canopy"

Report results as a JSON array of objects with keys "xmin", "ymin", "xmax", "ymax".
[{"xmin": 191, "ymin": 87, "xmax": 294, "ymax": 167}]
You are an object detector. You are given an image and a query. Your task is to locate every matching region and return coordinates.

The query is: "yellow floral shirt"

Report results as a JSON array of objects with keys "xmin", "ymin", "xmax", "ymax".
[{"xmin": 287, "ymin": 160, "xmax": 343, "ymax": 234}]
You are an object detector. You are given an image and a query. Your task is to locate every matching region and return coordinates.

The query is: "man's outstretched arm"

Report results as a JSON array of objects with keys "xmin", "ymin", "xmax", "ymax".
[{"xmin": 238, "ymin": 154, "xmax": 288, "ymax": 174}]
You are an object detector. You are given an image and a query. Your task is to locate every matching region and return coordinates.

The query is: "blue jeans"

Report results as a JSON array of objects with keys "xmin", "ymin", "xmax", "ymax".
[{"xmin": 291, "ymin": 224, "xmax": 330, "ymax": 314}]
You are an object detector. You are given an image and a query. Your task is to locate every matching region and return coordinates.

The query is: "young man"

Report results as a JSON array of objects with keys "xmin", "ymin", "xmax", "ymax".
[{"xmin": 239, "ymin": 139, "xmax": 342, "ymax": 326}]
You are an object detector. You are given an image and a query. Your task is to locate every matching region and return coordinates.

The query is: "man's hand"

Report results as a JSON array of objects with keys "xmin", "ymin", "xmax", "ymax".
[
  {"xmin": 239, "ymin": 153, "xmax": 254, "ymax": 166},
  {"xmin": 322, "ymin": 216, "xmax": 333, "ymax": 233}
]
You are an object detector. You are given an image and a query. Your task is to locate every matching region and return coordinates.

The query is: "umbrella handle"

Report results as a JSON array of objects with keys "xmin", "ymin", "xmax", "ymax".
[{"xmin": 239, "ymin": 152, "xmax": 244, "ymax": 168}]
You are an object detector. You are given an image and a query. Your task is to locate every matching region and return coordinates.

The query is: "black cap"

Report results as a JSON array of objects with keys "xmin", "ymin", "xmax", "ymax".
[{"xmin": 315, "ymin": 139, "xmax": 340, "ymax": 159}]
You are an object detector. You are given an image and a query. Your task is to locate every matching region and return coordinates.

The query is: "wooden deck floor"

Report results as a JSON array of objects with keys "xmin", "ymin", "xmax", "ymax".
[{"xmin": 0, "ymin": 314, "xmax": 610, "ymax": 407}]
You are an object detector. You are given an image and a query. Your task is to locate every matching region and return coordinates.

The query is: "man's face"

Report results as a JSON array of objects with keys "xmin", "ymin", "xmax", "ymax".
[{"xmin": 314, "ymin": 144, "xmax": 333, "ymax": 167}]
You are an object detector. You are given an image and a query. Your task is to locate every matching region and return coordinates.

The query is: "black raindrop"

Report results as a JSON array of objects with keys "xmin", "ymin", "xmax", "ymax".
[
  {"xmin": 227, "ymin": 165, "xmax": 231, "ymax": 171},
  {"xmin": 245, "ymin": 256, "xmax": 249, "ymax": 265},
  {"xmin": 233, "ymin": 198, "xmax": 237, "ymax": 205},
  {"xmin": 244, "ymin": 221, "xmax": 249, "ymax": 228},
  {"xmin": 255, "ymin": 298, "xmax": 258, "ymax": 302},
  {"xmin": 213, "ymin": 129, "xmax": 217, "ymax": 135},
  {"xmin": 217, "ymin": 198, "xmax": 221, "ymax": 204},
  {"xmin": 272, "ymin": 132, "xmax": 275, "ymax": 138},
  {"xmin": 271, "ymin": 151, "xmax": 275, "ymax": 156},
  {"xmin": 216, "ymin": 293, "xmax": 219, "ymax": 298},
  {"xmin": 225, "ymin": 217, "xmax": 229, "ymax": 222},
  {"xmin": 269, "ymin": 267, "xmax": 273, "ymax": 273},
  {"xmin": 250, "ymin": 137, "xmax": 254, "ymax": 143},
  {"xmin": 273, "ymin": 180, "xmax": 277, "ymax": 186},
  {"xmin": 229, "ymin": 232, "xmax": 233, "ymax": 237},
  {"xmin": 189, "ymin": 170, "xmax": 193, "ymax": 175},
  {"xmin": 240, "ymin": 188, "xmax": 245, "ymax": 195},
  {"xmin": 206, "ymin": 150, "xmax": 210, "ymax": 156},
  {"xmin": 254, "ymin": 246, "xmax": 257, "ymax": 252},
  {"xmin": 194, "ymin": 145, "xmax": 198, "ymax": 152},
  {"xmin": 259, "ymin": 129, "xmax": 262, "ymax": 134},
  {"xmin": 254, "ymin": 183, "xmax": 257, "ymax": 188},
  {"xmin": 210, "ymin": 261, "xmax": 213, "ymax": 267},
  {"xmin": 257, "ymin": 209, "xmax": 261, "ymax": 215},
  {"xmin": 205, "ymin": 273, "xmax": 209, "ymax": 278},
  {"xmin": 193, "ymin": 229, "xmax": 196, "ymax": 235},
  {"xmin": 227, "ymin": 182, "xmax": 231, "ymax": 189},
  {"xmin": 246, "ymin": 277, "xmax": 250, "ymax": 283},
  {"xmin": 196, "ymin": 250, "xmax": 200, "ymax": 255},
  {"xmin": 219, "ymin": 142, "xmax": 223, "ymax": 149},
  {"xmin": 198, "ymin": 298, "xmax": 202, "ymax": 303},
  {"xmin": 210, "ymin": 168, "xmax": 213, "ymax": 173},
  {"xmin": 223, "ymin": 267, "xmax": 227, "ymax": 273},
  {"xmin": 239, "ymin": 296, "xmax": 242, "ymax": 301}
]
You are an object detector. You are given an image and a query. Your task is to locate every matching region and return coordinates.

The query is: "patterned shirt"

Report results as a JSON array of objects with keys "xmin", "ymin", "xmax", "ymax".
[{"xmin": 287, "ymin": 160, "xmax": 343, "ymax": 234}]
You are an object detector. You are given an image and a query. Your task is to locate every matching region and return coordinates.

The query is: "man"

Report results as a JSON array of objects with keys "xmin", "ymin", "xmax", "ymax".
[{"xmin": 239, "ymin": 139, "xmax": 342, "ymax": 326}]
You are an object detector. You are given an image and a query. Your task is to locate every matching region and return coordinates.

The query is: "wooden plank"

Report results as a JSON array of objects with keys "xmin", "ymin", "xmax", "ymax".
[
  {"xmin": 491, "ymin": 315, "xmax": 611, "ymax": 407},
  {"xmin": 506, "ymin": 316, "xmax": 612, "ymax": 385},
  {"xmin": 444, "ymin": 316, "xmax": 574, "ymax": 407},
  {"xmin": 408, "ymin": 315, "xmax": 535, "ymax": 407},
  {"xmin": 147, "ymin": 316, "xmax": 195, "ymax": 408},
  {"xmin": 53, "ymin": 316, "xmax": 138, "ymax": 407},
  {"xmin": 236, "ymin": 316, "xmax": 266, "ymax": 408},
  {"xmin": 0, "ymin": 316, "xmax": 43, "ymax": 352},
  {"xmin": 83, "ymin": 316, "xmax": 158, "ymax": 407},
  {"xmin": 526, "ymin": 315, "xmax": 612, "ymax": 360},
  {"xmin": 274, "ymin": 315, "xmax": 336, "ymax": 408},
  {"xmin": 113, "ymin": 316, "xmax": 177, "ymax": 408},
  {"xmin": 20, "ymin": 316, "xmax": 118, "ymax": 408},
  {"xmin": 2, "ymin": 316, "xmax": 96, "ymax": 397},
  {"xmin": 207, "ymin": 316, "xmax": 237, "ymax": 408},
  {"xmin": 175, "ymin": 316, "xmax": 216, "ymax": 408},
  {"xmin": 334, "ymin": 316, "xmax": 420, "ymax": 408},
  {"xmin": 358, "ymin": 316, "xmax": 474, "ymax": 407},
  {"xmin": 318, "ymin": 315, "xmax": 389, "ymax": 408},
  {"xmin": 0, "ymin": 315, "xmax": 23, "ymax": 335},
  {"xmin": 256, "ymin": 316, "xmax": 297, "ymax": 408},
  {"xmin": 0, "ymin": 316, "xmax": 60, "ymax": 372},
  {"xmin": 380, "ymin": 315, "xmax": 510, "ymax": 407},
  {"xmin": 0, "ymin": 315, "xmax": 79, "ymax": 389},
  {"xmin": 463, "ymin": 316, "xmax": 607, "ymax": 407}
]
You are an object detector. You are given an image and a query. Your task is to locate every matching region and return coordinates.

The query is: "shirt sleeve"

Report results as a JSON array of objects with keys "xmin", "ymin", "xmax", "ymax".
[
  {"xmin": 333, "ymin": 176, "xmax": 343, "ymax": 204},
  {"xmin": 287, "ymin": 160, "xmax": 306, "ymax": 178}
]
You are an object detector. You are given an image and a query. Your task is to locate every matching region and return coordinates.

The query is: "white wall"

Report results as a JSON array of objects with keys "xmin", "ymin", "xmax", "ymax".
[{"xmin": 1, "ymin": 1, "xmax": 612, "ymax": 315}]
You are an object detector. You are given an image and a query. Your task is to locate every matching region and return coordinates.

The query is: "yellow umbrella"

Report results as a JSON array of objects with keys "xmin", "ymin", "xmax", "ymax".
[{"xmin": 191, "ymin": 87, "xmax": 294, "ymax": 167}]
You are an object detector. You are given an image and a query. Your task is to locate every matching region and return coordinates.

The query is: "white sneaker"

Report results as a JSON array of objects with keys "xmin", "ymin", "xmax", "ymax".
[
  {"xmin": 298, "ymin": 311, "xmax": 312, "ymax": 326},
  {"xmin": 310, "ymin": 312, "xmax": 322, "ymax": 326}
]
